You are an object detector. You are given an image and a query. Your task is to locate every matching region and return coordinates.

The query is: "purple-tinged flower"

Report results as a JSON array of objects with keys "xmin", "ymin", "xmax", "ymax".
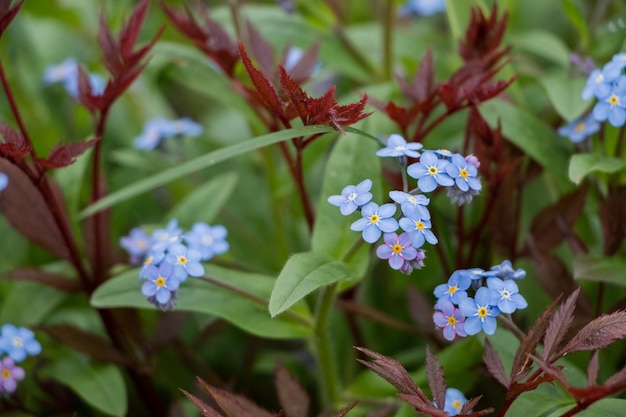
[
  {"xmin": 376, "ymin": 134, "xmax": 423, "ymax": 158},
  {"xmin": 447, "ymin": 186, "xmax": 481, "ymax": 206},
  {"xmin": 487, "ymin": 260, "xmax": 526, "ymax": 280},
  {"xmin": 0, "ymin": 172, "xmax": 7, "ymax": 192},
  {"xmin": 582, "ymin": 69, "xmax": 612, "ymax": 100},
  {"xmin": 389, "ymin": 191, "xmax": 430, "ymax": 220},
  {"xmin": 433, "ymin": 301, "xmax": 466, "ymax": 341},
  {"xmin": 459, "ymin": 287, "xmax": 500, "ymax": 336},
  {"xmin": 465, "ymin": 154, "xmax": 480, "ymax": 169},
  {"xmin": 350, "ymin": 202, "xmax": 398, "ymax": 243},
  {"xmin": 487, "ymin": 277, "xmax": 528, "ymax": 314},
  {"xmin": 433, "ymin": 270, "xmax": 471, "ymax": 305},
  {"xmin": 400, "ymin": 0, "xmax": 446, "ymax": 17},
  {"xmin": 593, "ymin": 76, "xmax": 626, "ymax": 127},
  {"xmin": 376, "ymin": 232, "xmax": 418, "ymax": 270},
  {"xmin": 0, "ymin": 325, "xmax": 41, "ymax": 363},
  {"xmin": 446, "ymin": 153, "xmax": 482, "ymax": 192},
  {"xmin": 399, "ymin": 215, "xmax": 437, "ymax": 248},
  {"xmin": 328, "ymin": 179, "xmax": 373, "ymax": 216},
  {"xmin": 165, "ymin": 243, "xmax": 205, "ymax": 281},
  {"xmin": 407, "ymin": 151, "xmax": 454, "ymax": 193},
  {"xmin": 0, "ymin": 357, "xmax": 24, "ymax": 394},
  {"xmin": 151, "ymin": 219, "xmax": 182, "ymax": 252},
  {"xmin": 184, "ymin": 222, "xmax": 229, "ymax": 261},
  {"xmin": 444, "ymin": 388, "xmax": 468, "ymax": 416},
  {"xmin": 400, "ymin": 249, "xmax": 426, "ymax": 274},
  {"xmin": 120, "ymin": 227, "xmax": 151, "ymax": 264},
  {"xmin": 141, "ymin": 261, "xmax": 180, "ymax": 305},
  {"xmin": 558, "ymin": 113, "xmax": 600, "ymax": 143},
  {"xmin": 569, "ymin": 54, "xmax": 596, "ymax": 77}
]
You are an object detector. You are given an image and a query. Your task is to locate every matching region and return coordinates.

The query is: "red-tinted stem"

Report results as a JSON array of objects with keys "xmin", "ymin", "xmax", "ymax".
[{"xmin": 90, "ymin": 108, "xmax": 110, "ymax": 285}]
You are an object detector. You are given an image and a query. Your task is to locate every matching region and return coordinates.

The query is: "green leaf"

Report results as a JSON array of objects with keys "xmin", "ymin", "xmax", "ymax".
[
  {"xmin": 269, "ymin": 251, "xmax": 354, "ymax": 317},
  {"xmin": 167, "ymin": 171, "xmax": 239, "ymax": 227},
  {"xmin": 311, "ymin": 132, "xmax": 381, "ymax": 276},
  {"xmin": 510, "ymin": 30, "xmax": 571, "ymax": 67},
  {"xmin": 504, "ymin": 392, "xmax": 573, "ymax": 417},
  {"xmin": 0, "ymin": 281, "xmax": 65, "ymax": 326},
  {"xmin": 546, "ymin": 399, "xmax": 626, "ymax": 417},
  {"xmin": 480, "ymin": 100, "xmax": 571, "ymax": 182},
  {"xmin": 573, "ymin": 254, "xmax": 626, "ymax": 287},
  {"xmin": 91, "ymin": 265, "xmax": 313, "ymax": 339},
  {"xmin": 540, "ymin": 73, "xmax": 590, "ymax": 122},
  {"xmin": 568, "ymin": 153, "xmax": 626, "ymax": 184},
  {"xmin": 41, "ymin": 353, "xmax": 127, "ymax": 417},
  {"xmin": 79, "ymin": 126, "xmax": 336, "ymax": 218},
  {"xmin": 561, "ymin": 0, "xmax": 590, "ymax": 49}
]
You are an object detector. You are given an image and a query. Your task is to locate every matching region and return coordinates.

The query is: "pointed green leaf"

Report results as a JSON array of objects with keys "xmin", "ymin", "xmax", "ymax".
[
  {"xmin": 573, "ymin": 254, "xmax": 626, "ymax": 287},
  {"xmin": 269, "ymin": 251, "xmax": 354, "ymax": 317},
  {"xmin": 568, "ymin": 153, "xmax": 626, "ymax": 184},
  {"xmin": 91, "ymin": 265, "xmax": 312, "ymax": 339},
  {"xmin": 79, "ymin": 126, "xmax": 336, "ymax": 218},
  {"xmin": 546, "ymin": 399, "xmax": 626, "ymax": 417},
  {"xmin": 540, "ymin": 73, "xmax": 589, "ymax": 122},
  {"xmin": 510, "ymin": 30, "xmax": 571, "ymax": 67}
]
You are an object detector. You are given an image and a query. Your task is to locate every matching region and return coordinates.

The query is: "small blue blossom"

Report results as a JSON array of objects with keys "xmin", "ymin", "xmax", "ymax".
[
  {"xmin": 0, "ymin": 325, "xmax": 41, "ymax": 363},
  {"xmin": 487, "ymin": 277, "xmax": 528, "ymax": 314},
  {"xmin": 459, "ymin": 287, "xmax": 500, "ymax": 336},
  {"xmin": 0, "ymin": 357, "xmax": 24, "ymax": 395},
  {"xmin": 141, "ymin": 261, "xmax": 181, "ymax": 306},
  {"xmin": 399, "ymin": 249, "xmax": 426, "ymax": 274},
  {"xmin": 350, "ymin": 202, "xmax": 398, "ymax": 243},
  {"xmin": 557, "ymin": 113, "xmax": 600, "ymax": 143},
  {"xmin": 165, "ymin": 243, "xmax": 205, "ymax": 282},
  {"xmin": 487, "ymin": 260, "xmax": 526, "ymax": 280},
  {"xmin": 399, "ymin": 215, "xmax": 437, "ymax": 248},
  {"xmin": 433, "ymin": 301, "xmax": 466, "ymax": 341},
  {"xmin": 328, "ymin": 179, "xmax": 373, "ymax": 216},
  {"xmin": 593, "ymin": 76, "xmax": 626, "ymax": 127},
  {"xmin": 400, "ymin": 0, "xmax": 446, "ymax": 17},
  {"xmin": 0, "ymin": 172, "xmax": 7, "ymax": 192},
  {"xmin": 433, "ymin": 149, "xmax": 454, "ymax": 159},
  {"xmin": 120, "ymin": 227, "xmax": 151, "ymax": 265},
  {"xmin": 140, "ymin": 250, "xmax": 166, "ymax": 279},
  {"xmin": 582, "ymin": 69, "xmax": 612, "ymax": 100},
  {"xmin": 376, "ymin": 134, "xmax": 423, "ymax": 158},
  {"xmin": 433, "ymin": 270, "xmax": 471, "ymax": 305},
  {"xmin": 443, "ymin": 388, "xmax": 468, "ymax": 416},
  {"xmin": 151, "ymin": 219, "xmax": 183, "ymax": 252},
  {"xmin": 602, "ymin": 54, "xmax": 626, "ymax": 82},
  {"xmin": 184, "ymin": 223, "xmax": 229, "ymax": 261},
  {"xmin": 283, "ymin": 46, "xmax": 322, "ymax": 74},
  {"xmin": 43, "ymin": 58, "xmax": 105, "ymax": 98},
  {"xmin": 407, "ymin": 151, "xmax": 454, "ymax": 193},
  {"xmin": 133, "ymin": 118, "xmax": 203, "ymax": 151},
  {"xmin": 465, "ymin": 154, "xmax": 480, "ymax": 169},
  {"xmin": 375, "ymin": 232, "xmax": 418, "ymax": 270},
  {"xmin": 445, "ymin": 153, "xmax": 482, "ymax": 192},
  {"xmin": 389, "ymin": 191, "xmax": 430, "ymax": 220}
]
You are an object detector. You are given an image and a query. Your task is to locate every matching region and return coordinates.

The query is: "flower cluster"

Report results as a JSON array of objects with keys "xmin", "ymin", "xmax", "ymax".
[
  {"xmin": 328, "ymin": 134, "xmax": 482, "ymax": 273},
  {"xmin": 581, "ymin": 53, "xmax": 626, "ymax": 128},
  {"xmin": 0, "ymin": 324, "xmax": 41, "ymax": 395},
  {"xmin": 133, "ymin": 118, "xmax": 203, "ymax": 151},
  {"xmin": 43, "ymin": 58, "xmax": 106, "ymax": 98},
  {"xmin": 120, "ymin": 219, "xmax": 229, "ymax": 310},
  {"xmin": 433, "ymin": 260, "xmax": 527, "ymax": 340}
]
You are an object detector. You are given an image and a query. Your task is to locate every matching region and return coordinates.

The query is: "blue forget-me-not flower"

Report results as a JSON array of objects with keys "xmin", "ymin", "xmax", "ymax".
[
  {"xmin": 376, "ymin": 134, "xmax": 423, "ymax": 158},
  {"xmin": 407, "ymin": 151, "xmax": 454, "ymax": 193},
  {"xmin": 0, "ymin": 324, "xmax": 41, "ymax": 363},
  {"xmin": 350, "ymin": 202, "xmax": 398, "ymax": 243},
  {"xmin": 327, "ymin": 179, "xmax": 373, "ymax": 216}
]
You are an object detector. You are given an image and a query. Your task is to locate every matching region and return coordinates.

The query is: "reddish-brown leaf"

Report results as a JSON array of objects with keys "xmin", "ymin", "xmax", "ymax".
[
  {"xmin": 330, "ymin": 402, "xmax": 358, "ymax": 417},
  {"xmin": 119, "ymin": 0, "xmax": 149, "ymax": 59},
  {"xmin": 0, "ymin": 121, "xmax": 31, "ymax": 159},
  {"xmin": 180, "ymin": 388, "xmax": 222, "ymax": 417},
  {"xmin": 275, "ymin": 361, "xmax": 309, "ymax": 417},
  {"xmin": 542, "ymin": 288, "xmax": 580, "ymax": 361},
  {"xmin": 471, "ymin": 77, "xmax": 517, "ymax": 103},
  {"xmin": 412, "ymin": 48, "xmax": 436, "ymax": 103},
  {"xmin": 0, "ymin": 158, "xmax": 71, "ymax": 261},
  {"xmin": 0, "ymin": 0, "xmax": 23, "ymax": 37},
  {"xmin": 39, "ymin": 137, "xmax": 99, "ymax": 169},
  {"xmin": 355, "ymin": 347, "xmax": 421, "ymax": 397},
  {"xmin": 587, "ymin": 351, "xmax": 599, "ymax": 387},
  {"xmin": 39, "ymin": 325, "xmax": 132, "ymax": 366},
  {"xmin": 529, "ymin": 355, "xmax": 569, "ymax": 388},
  {"xmin": 98, "ymin": 15, "xmax": 122, "ymax": 77},
  {"xmin": 483, "ymin": 339, "xmax": 509, "ymax": 388},
  {"xmin": 199, "ymin": 378, "xmax": 275, "ymax": 417},
  {"xmin": 279, "ymin": 65, "xmax": 311, "ymax": 121},
  {"xmin": 329, "ymin": 94, "xmax": 370, "ymax": 132},
  {"xmin": 246, "ymin": 21, "xmax": 274, "ymax": 77},
  {"xmin": 2, "ymin": 268, "xmax": 81, "ymax": 292},
  {"xmin": 459, "ymin": 4, "xmax": 507, "ymax": 61},
  {"xmin": 460, "ymin": 396, "xmax": 495, "ymax": 417},
  {"xmin": 605, "ymin": 361, "xmax": 626, "ymax": 387},
  {"xmin": 438, "ymin": 83, "xmax": 459, "ymax": 109},
  {"xmin": 425, "ymin": 346, "xmax": 446, "ymax": 412},
  {"xmin": 396, "ymin": 393, "xmax": 448, "ymax": 417},
  {"xmin": 240, "ymin": 43, "xmax": 284, "ymax": 118},
  {"xmin": 505, "ymin": 373, "xmax": 557, "ymax": 401},
  {"xmin": 559, "ymin": 310, "xmax": 626, "ymax": 356},
  {"xmin": 362, "ymin": 405, "xmax": 396, "ymax": 417}
]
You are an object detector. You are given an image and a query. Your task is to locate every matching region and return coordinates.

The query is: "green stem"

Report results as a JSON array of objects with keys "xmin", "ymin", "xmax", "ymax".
[
  {"xmin": 314, "ymin": 282, "xmax": 341, "ymax": 407},
  {"xmin": 382, "ymin": 0, "xmax": 394, "ymax": 81}
]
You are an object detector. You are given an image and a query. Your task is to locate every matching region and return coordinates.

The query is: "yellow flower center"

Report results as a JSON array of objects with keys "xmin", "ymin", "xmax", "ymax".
[
  {"xmin": 177, "ymin": 255, "xmax": 188, "ymax": 266},
  {"xmin": 428, "ymin": 166, "xmax": 438, "ymax": 176},
  {"xmin": 156, "ymin": 276, "xmax": 166, "ymax": 288},
  {"xmin": 452, "ymin": 399, "xmax": 462, "ymax": 410},
  {"xmin": 415, "ymin": 221, "xmax": 425, "ymax": 231},
  {"xmin": 447, "ymin": 285, "xmax": 458, "ymax": 295},
  {"xmin": 477, "ymin": 307, "xmax": 488, "ymax": 318},
  {"xmin": 369, "ymin": 214, "xmax": 380, "ymax": 224},
  {"xmin": 575, "ymin": 123, "xmax": 585, "ymax": 132},
  {"xmin": 137, "ymin": 240, "xmax": 147, "ymax": 249},
  {"xmin": 609, "ymin": 94, "xmax": 620, "ymax": 106},
  {"xmin": 447, "ymin": 316, "xmax": 457, "ymax": 326},
  {"xmin": 392, "ymin": 244, "xmax": 403, "ymax": 254},
  {"xmin": 408, "ymin": 196, "xmax": 417, "ymax": 205},
  {"xmin": 144, "ymin": 256, "xmax": 153, "ymax": 267},
  {"xmin": 459, "ymin": 168, "xmax": 469, "ymax": 179},
  {"xmin": 1, "ymin": 369, "xmax": 10, "ymax": 379},
  {"xmin": 12, "ymin": 337, "xmax": 23, "ymax": 348}
]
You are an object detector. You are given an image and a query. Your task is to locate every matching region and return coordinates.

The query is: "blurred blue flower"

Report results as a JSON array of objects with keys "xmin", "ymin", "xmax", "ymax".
[
  {"xmin": 133, "ymin": 118, "xmax": 203, "ymax": 151},
  {"xmin": 140, "ymin": 250, "xmax": 165, "ymax": 279},
  {"xmin": 557, "ymin": 113, "xmax": 600, "ymax": 143},
  {"xmin": 376, "ymin": 134, "xmax": 423, "ymax": 158},
  {"xmin": 0, "ymin": 357, "xmax": 24, "ymax": 395},
  {"xmin": 407, "ymin": 151, "xmax": 454, "ymax": 193},
  {"xmin": 487, "ymin": 260, "xmax": 526, "ymax": 280},
  {"xmin": 433, "ymin": 270, "xmax": 471, "ymax": 305},
  {"xmin": 350, "ymin": 202, "xmax": 398, "ymax": 243},
  {"xmin": 165, "ymin": 243, "xmax": 205, "ymax": 282},
  {"xmin": 43, "ymin": 58, "xmax": 105, "ymax": 98},
  {"xmin": 389, "ymin": 191, "xmax": 430, "ymax": 220},
  {"xmin": 375, "ymin": 232, "xmax": 418, "ymax": 270},
  {"xmin": 141, "ymin": 261, "xmax": 180, "ymax": 305},
  {"xmin": 487, "ymin": 277, "xmax": 528, "ymax": 314},
  {"xmin": 120, "ymin": 227, "xmax": 151, "ymax": 264},
  {"xmin": 602, "ymin": 53, "xmax": 626, "ymax": 82},
  {"xmin": 400, "ymin": 0, "xmax": 446, "ymax": 17},
  {"xmin": 184, "ymin": 223, "xmax": 229, "ymax": 261},
  {"xmin": 399, "ymin": 214, "xmax": 437, "ymax": 248},
  {"xmin": 593, "ymin": 76, "xmax": 626, "ymax": 127},
  {"xmin": 433, "ymin": 301, "xmax": 466, "ymax": 341},
  {"xmin": 459, "ymin": 287, "xmax": 500, "ymax": 336},
  {"xmin": 151, "ymin": 219, "xmax": 182, "ymax": 252},
  {"xmin": 0, "ymin": 325, "xmax": 41, "ymax": 363},
  {"xmin": 445, "ymin": 153, "xmax": 482, "ymax": 192},
  {"xmin": 328, "ymin": 179, "xmax": 373, "ymax": 216},
  {"xmin": 444, "ymin": 388, "xmax": 468, "ymax": 416},
  {"xmin": 0, "ymin": 172, "xmax": 8, "ymax": 192},
  {"xmin": 582, "ymin": 69, "xmax": 612, "ymax": 101}
]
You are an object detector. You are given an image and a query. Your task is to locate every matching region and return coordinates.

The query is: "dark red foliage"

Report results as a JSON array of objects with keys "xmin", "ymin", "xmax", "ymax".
[
  {"xmin": 38, "ymin": 137, "xmax": 99, "ymax": 169},
  {"xmin": 0, "ymin": 0, "xmax": 22, "ymax": 38},
  {"xmin": 542, "ymin": 289, "xmax": 580, "ymax": 360},
  {"xmin": 459, "ymin": 4, "xmax": 507, "ymax": 62},
  {"xmin": 600, "ymin": 185, "xmax": 626, "ymax": 256},
  {"xmin": 2, "ymin": 268, "xmax": 81, "ymax": 292},
  {"xmin": 239, "ymin": 42, "xmax": 285, "ymax": 119},
  {"xmin": 425, "ymin": 347, "xmax": 446, "ymax": 411},
  {"xmin": 0, "ymin": 121, "xmax": 32, "ymax": 160},
  {"xmin": 483, "ymin": 339, "xmax": 509, "ymax": 388},
  {"xmin": 275, "ymin": 361, "xmax": 309, "ymax": 417}
]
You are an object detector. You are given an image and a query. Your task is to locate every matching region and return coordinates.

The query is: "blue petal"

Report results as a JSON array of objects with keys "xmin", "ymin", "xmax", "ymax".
[
  {"xmin": 464, "ymin": 317, "xmax": 482, "ymax": 336},
  {"xmin": 350, "ymin": 218, "xmax": 370, "ymax": 231},
  {"xmin": 482, "ymin": 316, "xmax": 498, "ymax": 335},
  {"xmin": 378, "ymin": 203, "xmax": 397, "ymax": 218},
  {"xmin": 156, "ymin": 288, "xmax": 172, "ymax": 304},
  {"xmin": 378, "ymin": 218, "xmax": 399, "ymax": 232},
  {"xmin": 417, "ymin": 176, "xmax": 437, "ymax": 192},
  {"xmin": 362, "ymin": 226, "xmax": 382, "ymax": 243},
  {"xmin": 340, "ymin": 201, "xmax": 358, "ymax": 215}
]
